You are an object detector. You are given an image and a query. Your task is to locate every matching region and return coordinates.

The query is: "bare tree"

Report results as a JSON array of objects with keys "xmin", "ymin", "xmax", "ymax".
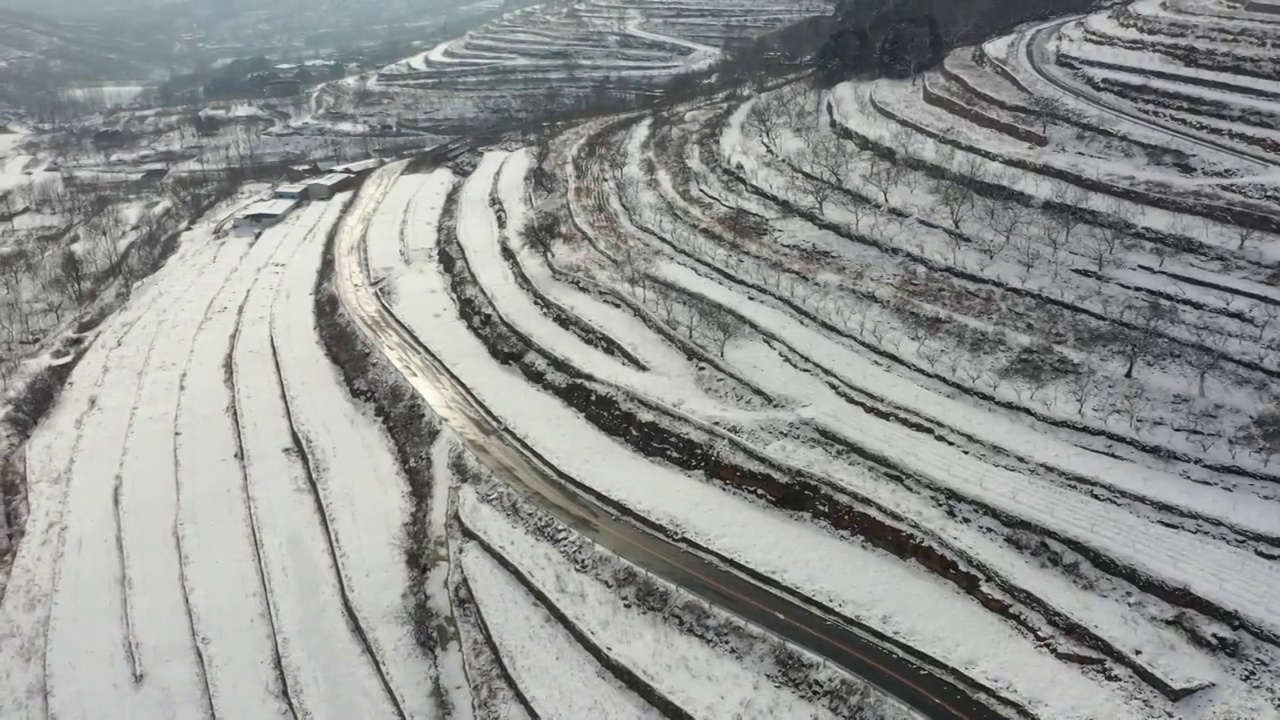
[
  {"xmin": 698, "ymin": 299, "xmax": 747, "ymax": 357},
  {"xmin": 522, "ymin": 207, "xmax": 562, "ymax": 257},
  {"xmin": 1085, "ymin": 221, "xmax": 1126, "ymax": 272},
  {"xmin": 1253, "ymin": 303, "xmax": 1279, "ymax": 343},
  {"xmin": 807, "ymin": 133, "xmax": 856, "ymax": 191},
  {"xmin": 1234, "ymin": 224, "xmax": 1260, "ymax": 252},
  {"xmin": 1237, "ymin": 407, "xmax": 1280, "ymax": 467},
  {"xmin": 616, "ymin": 241, "xmax": 654, "ymax": 302},
  {"xmin": 980, "ymin": 198, "xmax": 1022, "ymax": 260},
  {"xmin": 1065, "ymin": 369, "xmax": 1102, "ymax": 416},
  {"xmin": 0, "ymin": 249, "xmax": 30, "ymax": 337},
  {"xmin": 1185, "ymin": 325, "xmax": 1230, "ymax": 398},
  {"xmin": 1180, "ymin": 399, "xmax": 1222, "ymax": 453},
  {"xmin": 888, "ymin": 123, "xmax": 921, "ymax": 163},
  {"xmin": 1119, "ymin": 384, "xmax": 1151, "ymax": 432},
  {"xmin": 1118, "ymin": 299, "xmax": 1175, "ymax": 379},
  {"xmin": 1012, "ymin": 219, "xmax": 1043, "ymax": 274},
  {"xmin": 932, "ymin": 176, "xmax": 976, "ymax": 233},
  {"xmin": 864, "ymin": 153, "xmax": 902, "ymax": 205},
  {"xmin": 746, "ymin": 94, "xmax": 785, "ymax": 155},
  {"xmin": 789, "ymin": 134, "xmax": 850, "ymax": 215}
]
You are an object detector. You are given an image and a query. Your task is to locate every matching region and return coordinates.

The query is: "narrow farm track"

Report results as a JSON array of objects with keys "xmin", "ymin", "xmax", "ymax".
[{"xmin": 2, "ymin": 192, "xmax": 435, "ymax": 718}]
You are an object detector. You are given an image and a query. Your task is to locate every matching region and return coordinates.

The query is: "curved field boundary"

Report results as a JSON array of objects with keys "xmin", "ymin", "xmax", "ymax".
[
  {"xmin": 481, "ymin": 141, "xmax": 1239, "ymax": 696},
  {"xmin": 450, "ymin": 569, "xmax": 541, "ymax": 720},
  {"xmin": 709, "ymin": 102, "xmax": 1280, "ymax": 485},
  {"xmin": 640, "ymin": 126, "xmax": 1280, "ymax": 553},
  {"xmin": 225, "ymin": 297, "xmax": 300, "ymax": 720},
  {"xmin": 922, "ymin": 76, "xmax": 1048, "ymax": 146},
  {"xmin": 459, "ymin": 528, "xmax": 695, "ymax": 720},
  {"xmin": 868, "ymin": 85, "xmax": 1280, "ymax": 234}
]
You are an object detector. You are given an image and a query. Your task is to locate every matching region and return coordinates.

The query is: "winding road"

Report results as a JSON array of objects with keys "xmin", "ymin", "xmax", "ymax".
[
  {"xmin": 335, "ymin": 164, "xmax": 1016, "ymax": 720},
  {"xmin": 1023, "ymin": 16, "xmax": 1280, "ymax": 169}
]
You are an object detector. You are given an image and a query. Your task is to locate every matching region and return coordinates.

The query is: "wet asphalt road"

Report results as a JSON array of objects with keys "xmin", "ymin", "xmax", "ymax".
[{"xmin": 334, "ymin": 181, "xmax": 1014, "ymax": 719}]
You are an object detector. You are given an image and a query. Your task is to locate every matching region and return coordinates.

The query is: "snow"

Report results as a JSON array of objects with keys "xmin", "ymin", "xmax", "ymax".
[
  {"xmin": 338, "ymin": 162, "xmax": 1147, "ymax": 719},
  {"xmin": 0, "ymin": 236, "xmax": 231, "ymax": 717},
  {"xmin": 1055, "ymin": 20, "xmax": 1280, "ymax": 97},
  {"xmin": 2, "ymin": 182, "xmax": 436, "ymax": 718},
  {"xmin": 272, "ymin": 192, "xmax": 439, "ymax": 718},
  {"xmin": 459, "ymin": 542, "xmax": 661, "ymax": 718},
  {"xmin": 427, "ymin": 438, "xmax": 474, "ymax": 720},
  {"xmin": 238, "ymin": 197, "xmax": 301, "ymax": 218},
  {"xmin": 458, "ymin": 486, "xmax": 862, "ymax": 720},
  {"xmin": 232, "ymin": 199, "xmax": 395, "ymax": 718},
  {"xmin": 458, "ymin": 149, "xmax": 751, "ymax": 423}
]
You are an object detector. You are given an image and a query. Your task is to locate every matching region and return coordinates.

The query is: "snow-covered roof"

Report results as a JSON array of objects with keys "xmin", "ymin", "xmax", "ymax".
[
  {"xmin": 331, "ymin": 158, "xmax": 382, "ymax": 174},
  {"xmin": 275, "ymin": 183, "xmax": 308, "ymax": 195},
  {"xmin": 307, "ymin": 172, "xmax": 354, "ymax": 188},
  {"xmin": 237, "ymin": 198, "xmax": 299, "ymax": 218}
]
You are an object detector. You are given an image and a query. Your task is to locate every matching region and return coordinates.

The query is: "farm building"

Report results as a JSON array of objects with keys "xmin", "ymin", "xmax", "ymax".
[
  {"xmin": 274, "ymin": 183, "xmax": 309, "ymax": 200},
  {"xmin": 331, "ymin": 158, "xmax": 382, "ymax": 177},
  {"xmin": 306, "ymin": 172, "xmax": 355, "ymax": 199},
  {"xmin": 232, "ymin": 198, "xmax": 299, "ymax": 230},
  {"xmin": 285, "ymin": 161, "xmax": 335, "ymax": 181}
]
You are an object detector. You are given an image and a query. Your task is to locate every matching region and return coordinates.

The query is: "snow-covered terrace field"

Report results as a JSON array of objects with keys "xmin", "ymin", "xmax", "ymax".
[
  {"xmin": 338, "ymin": 0, "xmax": 1280, "ymax": 714},
  {"xmin": 378, "ymin": 0, "xmax": 825, "ymax": 89},
  {"xmin": 0, "ymin": 193, "xmax": 436, "ymax": 717},
  {"xmin": 5, "ymin": 0, "xmax": 1280, "ymax": 716}
]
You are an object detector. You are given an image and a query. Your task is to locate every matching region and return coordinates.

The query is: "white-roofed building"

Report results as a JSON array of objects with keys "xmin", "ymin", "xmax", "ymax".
[
  {"xmin": 274, "ymin": 183, "xmax": 309, "ymax": 200},
  {"xmin": 305, "ymin": 172, "xmax": 356, "ymax": 200},
  {"xmin": 232, "ymin": 198, "xmax": 300, "ymax": 231}
]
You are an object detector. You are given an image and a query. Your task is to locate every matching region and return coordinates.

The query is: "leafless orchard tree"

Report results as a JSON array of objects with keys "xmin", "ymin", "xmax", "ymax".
[
  {"xmin": 1233, "ymin": 224, "xmax": 1260, "ymax": 252},
  {"xmin": 790, "ymin": 132, "xmax": 852, "ymax": 215},
  {"xmin": 1085, "ymin": 220, "xmax": 1127, "ymax": 272},
  {"xmin": 615, "ymin": 241, "xmax": 654, "ymax": 302},
  {"xmin": 1253, "ymin": 303, "xmax": 1279, "ymax": 342},
  {"xmin": 698, "ymin": 299, "xmax": 748, "ymax": 358},
  {"xmin": 888, "ymin": 123, "xmax": 921, "ymax": 162},
  {"xmin": 864, "ymin": 153, "xmax": 903, "ymax": 206},
  {"xmin": 1180, "ymin": 400, "xmax": 1222, "ymax": 453},
  {"xmin": 1118, "ymin": 384, "xmax": 1152, "ymax": 432},
  {"xmin": 1236, "ymin": 407, "xmax": 1280, "ymax": 467},
  {"xmin": 746, "ymin": 94, "xmax": 786, "ymax": 155},
  {"xmin": 932, "ymin": 176, "xmax": 977, "ymax": 234},
  {"xmin": 1185, "ymin": 325, "xmax": 1230, "ymax": 398},
  {"xmin": 1118, "ymin": 299, "xmax": 1176, "ymax": 379},
  {"xmin": 979, "ymin": 197, "xmax": 1022, "ymax": 261},
  {"xmin": 1065, "ymin": 369, "xmax": 1102, "ymax": 417},
  {"xmin": 1026, "ymin": 95, "xmax": 1083, "ymax": 135}
]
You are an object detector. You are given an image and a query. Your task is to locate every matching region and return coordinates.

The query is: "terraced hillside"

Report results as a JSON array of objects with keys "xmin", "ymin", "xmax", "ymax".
[
  {"xmin": 372, "ymin": 0, "xmax": 825, "ymax": 128},
  {"xmin": 346, "ymin": 0, "xmax": 1280, "ymax": 717}
]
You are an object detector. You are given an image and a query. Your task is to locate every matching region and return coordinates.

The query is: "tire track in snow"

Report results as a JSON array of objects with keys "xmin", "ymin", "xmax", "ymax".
[{"xmin": 266, "ymin": 198, "xmax": 407, "ymax": 719}]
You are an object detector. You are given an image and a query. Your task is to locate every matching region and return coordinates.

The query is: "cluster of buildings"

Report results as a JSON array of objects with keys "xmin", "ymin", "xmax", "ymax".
[{"xmin": 232, "ymin": 159, "xmax": 382, "ymax": 231}]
